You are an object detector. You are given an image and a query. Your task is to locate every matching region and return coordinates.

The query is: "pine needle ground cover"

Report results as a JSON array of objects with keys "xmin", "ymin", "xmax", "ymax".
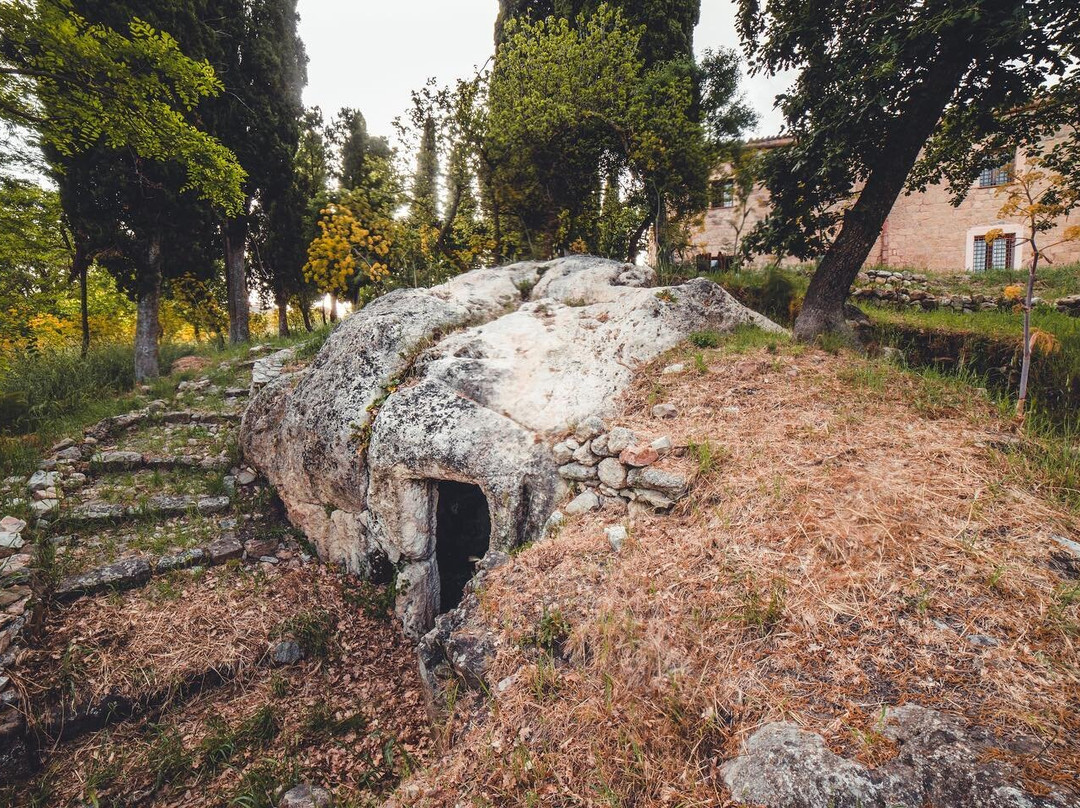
[{"xmin": 398, "ymin": 337, "xmax": 1079, "ymax": 806}]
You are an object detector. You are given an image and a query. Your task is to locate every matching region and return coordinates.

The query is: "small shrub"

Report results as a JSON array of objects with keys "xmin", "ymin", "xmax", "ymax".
[
  {"xmin": 688, "ymin": 330, "xmax": 722, "ymax": 349},
  {"xmin": 275, "ymin": 609, "xmax": 336, "ymax": 659},
  {"xmin": 738, "ymin": 579, "xmax": 786, "ymax": 633},
  {"xmin": 527, "ymin": 606, "xmax": 571, "ymax": 656},
  {"xmin": 294, "ymin": 324, "xmax": 335, "ymax": 361},
  {"xmin": 688, "ymin": 439, "xmax": 725, "ymax": 476}
]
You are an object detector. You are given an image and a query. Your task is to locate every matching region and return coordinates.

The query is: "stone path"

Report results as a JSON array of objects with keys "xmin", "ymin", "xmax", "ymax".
[{"xmin": 0, "ymin": 344, "xmax": 432, "ymax": 806}]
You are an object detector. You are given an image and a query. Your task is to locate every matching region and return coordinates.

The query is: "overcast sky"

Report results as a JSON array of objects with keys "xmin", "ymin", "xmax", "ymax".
[{"xmin": 296, "ymin": 0, "xmax": 792, "ymax": 148}]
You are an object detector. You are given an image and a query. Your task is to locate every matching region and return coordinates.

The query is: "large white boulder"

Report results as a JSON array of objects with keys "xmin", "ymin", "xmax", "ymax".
[{"xmin": 241, "ymin": 256, "xmax": 781, "ymax": 635}]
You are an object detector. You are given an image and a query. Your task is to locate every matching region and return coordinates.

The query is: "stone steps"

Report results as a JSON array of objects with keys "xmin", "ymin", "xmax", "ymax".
[
  {"xmin": 88, "ymin": 451, "xmax": 231, "ymax": 475},
  {"xmin": 53, "ymin": 533, "xmax": 243, "ymax": 601},
  {"xmin": 63, "ymin": 494, "xmax": 232, "ymax": 526}
]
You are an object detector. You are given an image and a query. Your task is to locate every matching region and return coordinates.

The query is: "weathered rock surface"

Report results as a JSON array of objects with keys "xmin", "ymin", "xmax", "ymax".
[
  {"xmin": 55, "ymin": 558, "xmax": 151, "ymax": 600},
  {"xmin": 278, "ymin": 783, "xmax": 333, "ymax": 808},
  {"xmin": 241, "ymin": 256, "xmax": 781, "ymax": 635},
  {"xmin": 720, "ymin": 704, "xmax": 1074, "ymax": 807}
]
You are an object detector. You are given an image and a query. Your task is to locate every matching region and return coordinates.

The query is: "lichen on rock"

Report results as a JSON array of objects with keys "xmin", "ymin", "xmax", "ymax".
[{"xmin": 240, "ymin": 256, "xmax": 782, "ymax": 636}]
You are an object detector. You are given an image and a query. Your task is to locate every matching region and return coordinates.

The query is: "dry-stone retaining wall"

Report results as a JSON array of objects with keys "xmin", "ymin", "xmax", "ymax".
[
  {"xmin": 241, "ymin": 256, "xmax": 783, "ymax": 637},
  {"xmin": 852, "ymin": 268, "xmax": 1080, "ymax": 314}
]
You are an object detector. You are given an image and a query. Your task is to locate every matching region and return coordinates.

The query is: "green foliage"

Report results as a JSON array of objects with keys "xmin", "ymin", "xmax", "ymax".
[
  {"xmin": 688, "ymin": 331, "xmax": 722, "ymax": 348},
  {"xmin": 739, "ymin": 0, "xmax": 1077, "ymax": 263},
  {"xmin": 527, "ymin": 606, "xmax": 572, "ymax": 656},
  {"xmin": 737, "ymin": 578, "xmax": 785, "ymax": 633},
  {"xmin": 488, "ymin": 3, "xmax": 753, "ymax": 260},
  {"xmin": 869, "ymin": 305, "xmax": 1080, "ymax": 426},
  {"xmin": 0, "ymin": 0, "xmax": 245, "ymax": 211},
  {"xmin": 411, "ymin": 115, "xmax": 440, "ymax": 227},
  {"xmin": 199, "ymin": 705, "xmax": 281, "ymax": 773}
]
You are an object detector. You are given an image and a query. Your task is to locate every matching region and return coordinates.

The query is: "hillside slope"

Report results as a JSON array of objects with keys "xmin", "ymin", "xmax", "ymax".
[{"xmin": 394, "ymin": 333, "xmax": 1080, "ymax": 807}]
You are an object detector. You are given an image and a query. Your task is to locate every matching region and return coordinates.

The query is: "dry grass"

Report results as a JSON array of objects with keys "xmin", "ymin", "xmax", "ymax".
[
  {"xmin": 11, "ymin": 565, "xmax": 432, "ymax": 806},
  {"xmin": 397, "ymin": 344, "xmax": 1080, "ymax": 806}
]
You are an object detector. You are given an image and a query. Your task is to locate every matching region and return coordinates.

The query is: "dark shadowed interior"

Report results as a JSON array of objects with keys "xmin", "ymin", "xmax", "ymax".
[{"xmin": 435, "ymin": 481, "xmax": 491, "ymax": 613}]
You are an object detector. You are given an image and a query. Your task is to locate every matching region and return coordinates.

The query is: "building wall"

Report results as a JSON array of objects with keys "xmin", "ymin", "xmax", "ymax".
[{"xmin": 687, "ymin": 141, "xmax": 1080, "ymax": 273}]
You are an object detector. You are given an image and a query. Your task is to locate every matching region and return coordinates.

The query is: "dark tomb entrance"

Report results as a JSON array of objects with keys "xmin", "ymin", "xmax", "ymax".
[{"xmin": 435, "ymin": 481, "xmax": 491, "ymax": 613}]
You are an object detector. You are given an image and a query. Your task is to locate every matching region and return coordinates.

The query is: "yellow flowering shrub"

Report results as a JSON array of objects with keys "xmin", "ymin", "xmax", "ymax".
[
  {"xmin": 1003, "ymin": 284, "xmax": 1024, "ymax": 302},
  {"xmin": 304, "ymin": 200, "xmax": 392, "ymax": 297}
]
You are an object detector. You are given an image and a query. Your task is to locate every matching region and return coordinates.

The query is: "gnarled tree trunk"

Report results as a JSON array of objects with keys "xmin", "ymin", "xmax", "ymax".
[
  {"xmin": 223, "ymin": 216, "xmax": 250, "ymax": 345},
  {"xmin": 134, "ymin": 233, "xmax": 163, "ymax": 382},
  {"xmin": 794, "ymin": 48, "xmax": 974, "ymax": 341}
]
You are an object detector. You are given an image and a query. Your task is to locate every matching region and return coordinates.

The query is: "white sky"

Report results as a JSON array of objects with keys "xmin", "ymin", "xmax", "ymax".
[{"xmin": 296, "ymin": 0, "xmax": 791, "ymax": 147}]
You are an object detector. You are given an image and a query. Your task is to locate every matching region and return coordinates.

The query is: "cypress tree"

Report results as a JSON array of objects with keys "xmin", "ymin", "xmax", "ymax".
[{"xmin": 411, "ymin": 116, "xmax": 440, "ymax": 228}]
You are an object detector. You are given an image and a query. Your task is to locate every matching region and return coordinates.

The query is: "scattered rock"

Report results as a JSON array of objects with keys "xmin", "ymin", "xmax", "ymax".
[
  {"xmin": 207, "ymin": 535, "xmax": 243, "ymax": 564},
  {"xmin": 651, "ymin": 403, "xmax": 678, "ymax": 419},
  {"xmin": 542, "ymin": 510, "xmax": 565, "ymax": 540},
  {"xmin": 606, "ymin": 427, "xmax": 636, "ymax": 454},
  {"xmin": 650, "ymin": 436, "xmax": 673, "ymax": 457},
  {"xmin": 574, "ymin": 415, "xmax": 607, "ymax": 443},
  {"xmin": 552, "ymin": 441, "xmax": 575, "ymax": 464},
  {"xmin": 565, "ymin": 490, "xmax": 601, "ymax": 515},
  {"xmin": 572, "ymin": 441, "xmax": 601, "ymax": 467},
  {"xmin": 156, "ymin": 548, "xmax": 206, "ymax": 573},
  {"xmin": 236, "ymin": 468, "xmax": 258, "ymax": 486},
  {"xmin": 559, "ymin": 463, "xmax": 599, "ymax": 482},
  {"xmin": 605, "ymin": 525, "xmax": 627, "ymax": 552},
  {"xmin": 0, "ymin": 517, "xmax": 25, "ymax": 535},
  {"xmin": 0, "ymin": 554, "xmax": 32, "ymax": 580},
  {"xmin": 0, "ymin": 533, "xmax": 25, "ymax": 550},
  {"xmin": 26, "ymin": 471, "xmax": 58, "ymax": 493},
  {"xmin": 30, "ymin": 499, "xmax": 58, "ymax": 517},
  {"xmin": 662, "ymin": 363, "xmax": 685, "ymax": 375},
  {"xmin": 54, "ymin": 446, "xmax": 83, "ymax": 462},
  {"xmin": 632, "ymin": 489, "xmax": 675, "ymax": 510},
  {"xmin": 720, "ymin": 704, "xmax": 1070, "ymax": 808},
  {"xmin": 619, "ymin": 445, "xmax": 659, "ymax": 468},
  {"xmin": 68, "ymin": 502, "xmax": 127, "ymax": 522},
  {"xmin": 626, "ymin": 468, "xmax": 689, "ymax": 499},
  {"xmin": 597, "ymin": 457, "xmax": 628, "ymax": 489},
  {"xmin": 244, "ymin": 537, "xmax": 279, "ymax": 559},
  {"xmin": 966, "ymin": 634, "xmax": 1000, "ymax": 648},
  {"xmin": 251, "ymin": 347, "xmax": 297, "ymax": 389},
  {"xmin": 91, "ymin": 451, "xmax": 144, "ymax": 472},
  {"xmin": 56, "ymin": 558, "xmax": 152, "ymax": 600},
  {"xmin": 270, "ymin": 640, "xmax": 304, "ymax": 667}
]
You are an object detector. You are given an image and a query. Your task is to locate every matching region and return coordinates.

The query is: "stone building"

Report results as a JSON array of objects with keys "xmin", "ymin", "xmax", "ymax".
[{"xmin": 690, "ymin": 135, "xmax": 1080, "ymax": 273}]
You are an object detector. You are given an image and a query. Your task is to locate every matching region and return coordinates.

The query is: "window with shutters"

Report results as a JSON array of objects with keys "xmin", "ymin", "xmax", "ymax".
[{"xmin": 972, "ymin": 233, "xmax": 1016, "ymax": 271}]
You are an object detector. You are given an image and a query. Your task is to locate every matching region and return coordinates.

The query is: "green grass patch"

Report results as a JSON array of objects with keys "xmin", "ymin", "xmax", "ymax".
[{"xmin": 868, "ymin": 304, "xmax": 1080, "ymax": 427}]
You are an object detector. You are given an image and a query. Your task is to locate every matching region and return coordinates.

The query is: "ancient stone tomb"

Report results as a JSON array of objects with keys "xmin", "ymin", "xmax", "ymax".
[{"xmin": 240, "ymin": 256, "xmax": 781, "ymax": 635}]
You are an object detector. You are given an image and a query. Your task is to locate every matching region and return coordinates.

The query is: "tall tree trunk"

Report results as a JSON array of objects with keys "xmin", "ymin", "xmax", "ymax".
[
  {"xmin": 627, "ymin": 212, "xmax": 654, "ymax": 264},
  {"xmin": 329, "ymin": 294, "xmax": 338, "ymax": 323},
  {"xmin": 794, "ymin": 48, "xmax": 974, "ymax": 341},
  {"xmin": 277, "ymin": 293, "xmax": 291, "ymax": 338},
  {"xmin": 79, "ymin": 261, "xmax": 90, "ymax": 358},
  {"xmin": 299, "ymin": 294, "xmax": 313, "ymax": 332},
  {"xmin": 223, "ymin": 216, "xmax": 250, "ymax": 345},
  {"xmin": 134, "ymin": 233, "xmax": 163, "ymax": 382}
]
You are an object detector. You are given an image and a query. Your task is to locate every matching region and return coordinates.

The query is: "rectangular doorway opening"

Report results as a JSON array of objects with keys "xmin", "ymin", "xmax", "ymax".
[{"xmin": 435, "ymin": 481, "xmax": 491, "ymax": 613}]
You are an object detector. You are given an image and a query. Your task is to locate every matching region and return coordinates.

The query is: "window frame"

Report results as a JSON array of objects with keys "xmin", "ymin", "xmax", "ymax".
[
  {"xmin": 972, "ymin": 232, "xmax": 1016, "ymax": 272},
  {"xmin": 710, "ymin": 178, "xmax": 736, "ymax": 209},
  {"xmin": 979, "ymin": 162, "xmax": 1013, "ymax": 188}
]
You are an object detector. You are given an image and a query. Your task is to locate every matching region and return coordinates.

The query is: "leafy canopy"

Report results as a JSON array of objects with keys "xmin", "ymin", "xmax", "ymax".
[
  {"xmin": 737, "ymin": 0, "xmax": 1080, "ymax": 261},
  {"xmin": 0, "ymin": 0, "xmax": 245, "ymax": 211}
]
